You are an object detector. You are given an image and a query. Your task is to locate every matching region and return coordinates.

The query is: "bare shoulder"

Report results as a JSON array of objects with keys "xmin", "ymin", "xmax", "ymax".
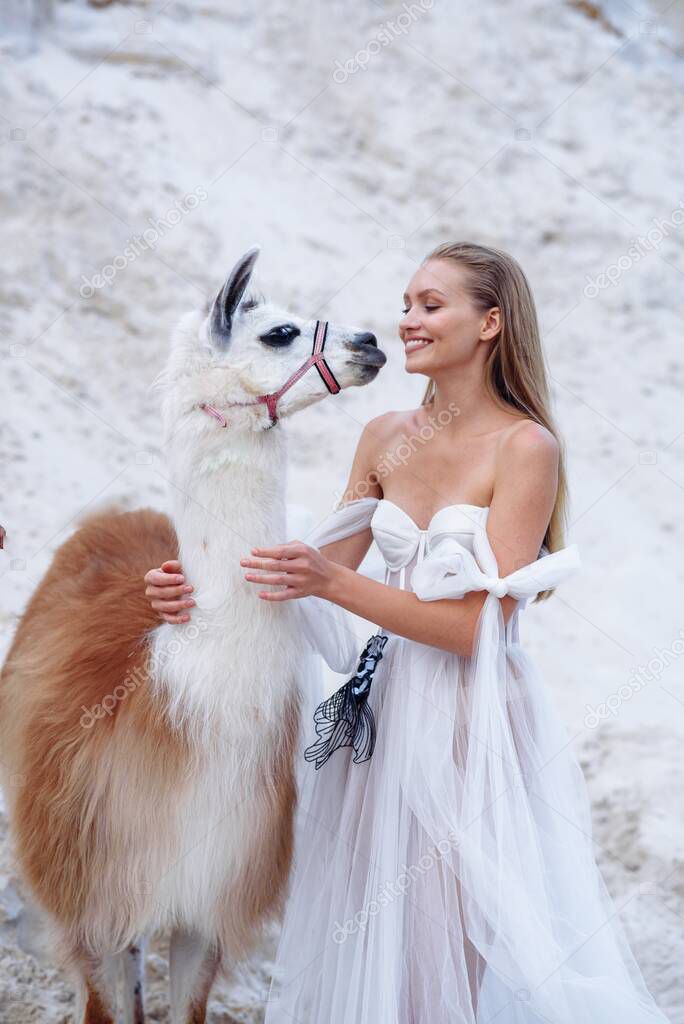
[
  {"xmin": 358, "ymin": 409, "xmax": 413, "ymax": 450},
  {"xmin": 350, "ymin": 408, "xmax": 422, "ymax": 481},
  {"xmin": 493, "ymin": 419, "xmax": 557, "ymax": 503},
  {"xmin": 493, "ymin": 418, "xmax": 560, "ymax": 512},
  {"xmin": 340, "ymin": 410, "xmax": 412, "ymax": 504},
  {"xmin": 363, "ymin": 409, "xmax": 411, "ymax": 436},
  {"xmin": 497, "ymin": 418, "xmax": 559, "ymax": 465}
]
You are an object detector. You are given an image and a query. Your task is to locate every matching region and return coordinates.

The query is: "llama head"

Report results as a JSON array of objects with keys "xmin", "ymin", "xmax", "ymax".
[{"xmin": 163, "ymin": 247, "xmax": 386, "ymax": 433}]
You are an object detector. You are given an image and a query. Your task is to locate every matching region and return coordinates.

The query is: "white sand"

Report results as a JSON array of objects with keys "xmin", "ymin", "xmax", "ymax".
[{"xmin": 1, "ymin": 0, "xmax": 683, "ymax": 1019}]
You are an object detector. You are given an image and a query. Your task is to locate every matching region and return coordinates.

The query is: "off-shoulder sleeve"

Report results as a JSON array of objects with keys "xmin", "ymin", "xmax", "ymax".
[
  {"xmin": 411, "ymin": 535, "xmax": 581, "ymax": 603},
  {"xmin": 302, "ymin": 497, "xmax": 380, "ymax": 549}
]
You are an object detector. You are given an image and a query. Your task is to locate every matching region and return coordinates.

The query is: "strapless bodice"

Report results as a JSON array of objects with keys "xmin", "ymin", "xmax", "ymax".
[{"xmin": 370, "ymin": 499, "xmax": 488, "ymax": 590}]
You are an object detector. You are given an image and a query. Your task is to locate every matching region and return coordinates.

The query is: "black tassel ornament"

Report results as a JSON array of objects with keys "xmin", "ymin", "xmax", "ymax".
[{"xmin": 304, "ymin": 632, "xmax": 389, "ymax": 770}]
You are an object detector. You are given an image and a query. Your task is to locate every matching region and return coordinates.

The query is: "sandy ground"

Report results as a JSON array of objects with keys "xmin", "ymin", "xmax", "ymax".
[{"xmin": 1, "ymin": 0, "xmax": 684, "ymax": 1019}]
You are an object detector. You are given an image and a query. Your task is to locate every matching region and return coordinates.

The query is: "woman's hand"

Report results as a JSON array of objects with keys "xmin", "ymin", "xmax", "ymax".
[
  {"xmin": 240, "ymin": 541, "xmax": 341, "ymax": 602},
  {"xmin": 144, "ymin": 559, "xmax": 195, "ymax": 623}
]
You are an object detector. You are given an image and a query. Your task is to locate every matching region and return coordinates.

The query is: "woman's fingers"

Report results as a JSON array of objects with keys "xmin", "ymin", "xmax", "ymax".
[
  {"xmin": 150, "ymin": 598, "xmax": 195, "ymax": 613},
  {"xmin": 240, "ymin": 556, "xmax": 303, "ymax": 571},
  {"xmin": 145, "ymin": 582, "xmax": 193, "ymax": 600},
  {"xmin": 144, "ymin": 560, "xmax": 193, "ymax": 624},
  {"xmin": 240, "ymin": 556, "xmax": 281, "ymax": 571},
  {"xmin": 144, "ymin": 569, "xmax": 184, "ymax": 587},
  {"xmin": 244, "ymin": 572, "xmax": 289, "ymax": 586},
  {"xmin": 251, "ymin": 542, "xmax": 306, "ymax": 559},
  {"xmin": 257, "ymin": 588, "xmax": 295, "ymax": 602},
  {"xmin": 160, "ymin": 611, "xmax": 191, "ymax": 624},
  {"xmin": 144, "ymin": 567, "xmax": 190, "ymax": 589}
]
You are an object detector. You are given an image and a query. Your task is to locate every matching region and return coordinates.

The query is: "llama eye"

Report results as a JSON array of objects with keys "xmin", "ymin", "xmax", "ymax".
[{"xmin": 260, "ymin": 324, "xmax": 300, "ymax": 347}]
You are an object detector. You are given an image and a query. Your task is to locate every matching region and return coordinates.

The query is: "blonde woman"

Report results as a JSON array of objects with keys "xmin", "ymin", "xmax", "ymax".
[{"xmin": 144, "ymin": 243, "xmax": 669, "ymax": 1022}]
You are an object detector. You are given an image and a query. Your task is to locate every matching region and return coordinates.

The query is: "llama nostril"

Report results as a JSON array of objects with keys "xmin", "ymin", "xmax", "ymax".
[{"xmin": 353, "ymin": 332, "xmax": 378, "ymax": 348}]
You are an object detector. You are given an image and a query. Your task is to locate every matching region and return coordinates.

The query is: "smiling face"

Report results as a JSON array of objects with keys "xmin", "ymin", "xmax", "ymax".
[{"xmin": 399, "ymin": 258, "xmax": 501, "ymax": 377}]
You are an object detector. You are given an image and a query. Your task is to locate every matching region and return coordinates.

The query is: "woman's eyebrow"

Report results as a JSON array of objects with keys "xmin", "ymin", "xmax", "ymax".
[{"xmin": 403, "ymin": 287, "xmax": 447, "ymax": 301}]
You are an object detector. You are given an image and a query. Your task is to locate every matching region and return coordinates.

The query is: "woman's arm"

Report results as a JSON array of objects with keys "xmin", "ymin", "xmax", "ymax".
[
  {"xmin": 315, "ymin": 415, "xmax": 388, "ymax": 570},
  {"xmin": 243, "ymin": 422, "xmax": 559, "ymax": 658}
]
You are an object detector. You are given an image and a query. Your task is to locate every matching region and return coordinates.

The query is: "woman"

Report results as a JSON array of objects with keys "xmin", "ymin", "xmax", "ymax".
[{"xmin": 144, "ymin": 243, "xmax": 669, "ymax": 1022}]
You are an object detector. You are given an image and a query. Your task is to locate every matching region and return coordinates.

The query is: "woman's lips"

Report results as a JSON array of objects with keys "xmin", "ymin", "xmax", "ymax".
[{"xmin": 404, "ymin": 338, "xmax": 433, "ymax": 353}]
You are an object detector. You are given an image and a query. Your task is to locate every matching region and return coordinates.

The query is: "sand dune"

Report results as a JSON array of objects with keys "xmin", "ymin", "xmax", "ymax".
[{"xmin": 1, "ymin": 0, "xmax": 682, "ymax": 1019}]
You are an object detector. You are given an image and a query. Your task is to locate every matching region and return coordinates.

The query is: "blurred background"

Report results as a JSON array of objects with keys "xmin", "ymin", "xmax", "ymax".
[{"xmin": 1, "ymin": 0, "xmax": 683, "ymax": 1019}]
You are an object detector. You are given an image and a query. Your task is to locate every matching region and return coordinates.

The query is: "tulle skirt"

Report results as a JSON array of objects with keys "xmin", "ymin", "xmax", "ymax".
[{"xmin": 264, "ymin": 605, "xmax": 670, "ymax": 1023}]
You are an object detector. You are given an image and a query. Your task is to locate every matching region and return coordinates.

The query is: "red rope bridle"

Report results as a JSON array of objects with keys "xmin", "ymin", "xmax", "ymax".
[{"xmin": 200, "ymin": 320, "xmax": 340, "ymax": 429}]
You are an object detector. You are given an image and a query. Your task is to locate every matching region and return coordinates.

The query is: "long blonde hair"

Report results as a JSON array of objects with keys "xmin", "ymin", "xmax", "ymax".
[{"xmin": 420, "ymin": 241, "xmax": 568, "ymax": 601}]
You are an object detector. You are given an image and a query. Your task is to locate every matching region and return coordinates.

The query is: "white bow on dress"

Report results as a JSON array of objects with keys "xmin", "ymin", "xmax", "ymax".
[{"xmin": 412, "ymin": 535, "xmax": 581, "ymax": 603}]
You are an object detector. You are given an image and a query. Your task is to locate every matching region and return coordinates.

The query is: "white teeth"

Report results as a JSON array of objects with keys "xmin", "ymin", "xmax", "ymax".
[{"xmin": 405, "ymin": 338, "xmax": 433, "ymax": 352}]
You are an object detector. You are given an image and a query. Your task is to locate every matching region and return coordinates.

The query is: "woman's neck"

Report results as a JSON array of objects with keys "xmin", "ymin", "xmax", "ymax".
[{"xmin": 426, "ymin": 364, "xmax": 499, "ymax": 436}]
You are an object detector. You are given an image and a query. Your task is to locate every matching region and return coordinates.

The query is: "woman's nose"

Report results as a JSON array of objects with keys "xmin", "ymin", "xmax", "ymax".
[{"xmin": 400, "ymin": 311, "xmax": 421, "ymax": 334}]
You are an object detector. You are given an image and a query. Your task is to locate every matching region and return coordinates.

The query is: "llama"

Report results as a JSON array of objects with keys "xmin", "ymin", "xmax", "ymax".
[{"xmin": 0, "ymin": 247, "xmax": 386, "ymax": 1023}]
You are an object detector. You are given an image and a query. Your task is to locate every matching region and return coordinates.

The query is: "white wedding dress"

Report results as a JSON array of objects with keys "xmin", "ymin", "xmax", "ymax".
[{"xmin": 264, "ymin": 497, "xmax": 670, "ymax": 1024}]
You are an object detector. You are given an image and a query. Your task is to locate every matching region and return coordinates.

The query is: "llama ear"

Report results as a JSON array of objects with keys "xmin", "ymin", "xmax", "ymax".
[{"xmin": 209, "ymin": 247, "xmax": 260, "ymax": 346}]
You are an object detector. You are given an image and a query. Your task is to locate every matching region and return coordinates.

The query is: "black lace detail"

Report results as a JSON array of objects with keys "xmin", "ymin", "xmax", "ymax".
[{"xmin": 303, "ymin": 632, "xmax": 389, "ymax": 770}]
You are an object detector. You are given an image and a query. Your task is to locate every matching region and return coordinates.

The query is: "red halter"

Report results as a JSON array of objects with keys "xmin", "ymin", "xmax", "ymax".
[{"xmin": 200, "ymin": 320, "xmax": 340, "ymax": 429}]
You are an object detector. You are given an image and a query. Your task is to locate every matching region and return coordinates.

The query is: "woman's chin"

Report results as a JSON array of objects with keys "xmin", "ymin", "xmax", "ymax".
[{"xmin": 404, "ymin": 352, "xmax": 433, "ymax": 373}]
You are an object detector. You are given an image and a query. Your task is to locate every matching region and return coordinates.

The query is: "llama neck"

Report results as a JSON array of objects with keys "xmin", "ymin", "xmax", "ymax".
[{"xmin": 167, "ymin": 426, "xmax": 288, "ymax": 610}]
